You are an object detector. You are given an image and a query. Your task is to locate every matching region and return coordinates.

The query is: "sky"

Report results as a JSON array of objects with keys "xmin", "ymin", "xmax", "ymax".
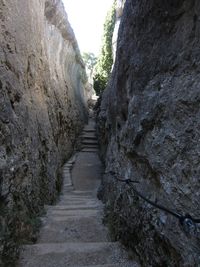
[{"xmin": 63, "ymin": 0, "xmax": 114, "ymax": 56}]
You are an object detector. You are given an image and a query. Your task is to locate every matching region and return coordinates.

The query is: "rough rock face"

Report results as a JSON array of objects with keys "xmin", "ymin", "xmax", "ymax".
[
  {"xmin": 98, "ymin": 0, "xmax": 200, "ymax": 266},
  {"xmin": 0, "ymin": 0, "xmax": 88, "ymax": 265}
]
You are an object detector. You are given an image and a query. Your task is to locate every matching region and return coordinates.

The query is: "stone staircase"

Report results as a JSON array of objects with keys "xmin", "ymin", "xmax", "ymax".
[
  {"xmin": 80, "ymin": 120, "xmax": 99, "ymax": 153},
  {"xmin": 18, "ymin": 120, "xmax": 139, "ymax": 267}
]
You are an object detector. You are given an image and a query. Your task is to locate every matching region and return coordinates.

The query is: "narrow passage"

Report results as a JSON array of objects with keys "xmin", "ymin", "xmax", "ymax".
[{"xmin": 18, "ymin": 119, "xmax": 139, "ymax": 267}]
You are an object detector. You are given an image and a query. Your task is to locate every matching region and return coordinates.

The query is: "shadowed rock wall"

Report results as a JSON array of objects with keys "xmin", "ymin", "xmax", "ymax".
[
  {"xmin": 98, "ymin": 0, "xmax": 200, "ymax": 266},
  {"xmin": 0, "ymin": 0, "xmax": 88, "ymax": 264}
]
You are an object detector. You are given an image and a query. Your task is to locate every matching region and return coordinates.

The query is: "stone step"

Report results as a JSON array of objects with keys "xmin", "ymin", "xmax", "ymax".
[
  {"xmin": 81, "ymin": 135, "xmax": 97, "ymax": 140},
  {"xmin": 62, "ymin": 180, "xmax": 72, "ymax": 186},
  {"xmin": 65, "ymin": 158, "xmax": 76, "ymax": 165},
  {"xmin": 59, "ymin": 199, "xmax": 97, "ymax": 203},
  {"xmin": 63, "ymin": 173, "xmax": 71, "ymax": 178},
  {"xmin": 58, "ymin": 195, "xmax": 97, "ymax": 200},
  {"xmin": 59, "ymin": 195, "xmax": 96, "ymax": 200},
  {"xmin": 81, "ymin": 148, "xmax": 98, "ymax": 152},
  {"xmin": 47, "ymin": 214, "xmax": 99, "ymax": 221},
  {"xmin": 81, "ymin": 138, "xmax": 97, "ymax": 141},
  {"xmin": 47, "ymin": 205, "xmax": 101, "ymax": 212},
  {"xmin": 19, "ymin": 242, "xmax": 130, "ymax": 267},
  {"xmin": 78, "ymin": 264, "xmax": 138, "ymax": 267},
  {"xmin": 81, "ymin": 149, "xmax": 99, "ymax": 153},
  {"xmin": 81, "ymin": 145, "xmax": 98, "ymax": 149},
  {"xmin": 58, "ymin": 206, "xmax": 99, "ymax": 210},
  {"xmin": 58, "ymin": 200, "xmax": 98, "ymax": 205},
  {"xmin": 60, "ymin": 197, "xmax": 97, "ymax": 205},
  {"xmin": 69, "ymin": 190, "xmax": 94, "ymax": 195},
  {"xmin": 63, "ymin": 163, "xmax": 73, "ymax": 168},
  {"xmin": 38, "ymin": 217, "xmax": 109, "ymax": 243},
  {"xmin": 58, "ymin": 202, "xmax": 98, "ymax": 207},
  {"xmin": 81, "ymin": 131, "xmax": 96, "ymax": 136},
  {"xmin": 61, "ymin": 185, "xmax": 74, "ymax": 192},
  {"xmin": 63, "ymin": 169, "xmax": 70, "ymax": 174},
  {"xmin": 83, "ymin": 129, "xmax": 96, "ymax": 133},
  {"xmin": 46, "ymin": 209, "xmax": 100, "ymax": 217},
  {"xmin": 59, "ymin": 200, "xmax": 97, "ymax": 204},
  {"xmin": 82, "ymin": 138, "xmax": 98, "ymax": 143},
  {"xmin": 83, "ymin": 124, "xmax": 95, "ymax": 128},
  {"xmin": 60, "ymin": 193, "xmax": 95, "ymax": 198},
  {"xmin": 60, "ymin": 193, "xmax": 95, "ymax": 197},
  {"xmin": 62, "ymin": 178, "xmax": 72, "ymax": 181},
  {"xmin": 81, "ymin": 150, "xmax": 98, "ymax": 152},
  {"xmin": 63, "ymin": 170, "xmax": 71, "ymax": 175},
  {"xmin": 59, "ymin": 193, "xmax": 94, "ymax": 198},
  {"xmin": 82, "ymin": 142, "xmax": 98, "ymax": 147},
  {"xmin": 63, "ymin": 168, "xmax": 70, "ymax": 172},
  {"xmin": 46, "ymin": 203, "xmax": 101, "ymax": 210},
  {"xmin": 82, "ymin": 145, "xmax": 98, "ymax": 149},
  {"xmin": 62, "ymin": 181, "xmax": 72, "ymax": 186}
]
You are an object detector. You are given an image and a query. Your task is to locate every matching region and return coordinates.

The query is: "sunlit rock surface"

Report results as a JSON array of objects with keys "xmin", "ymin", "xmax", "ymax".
[
  {"xmin": 112, "ymin": 0, "xmax": 126, "ymax": 60},
  {"xmin": 0, "ymin": 0, "xmax": 88, "ymax": 264},
  {"xmin": 98, "ymin": 0, "xmax": 200, "ymax": 266}
]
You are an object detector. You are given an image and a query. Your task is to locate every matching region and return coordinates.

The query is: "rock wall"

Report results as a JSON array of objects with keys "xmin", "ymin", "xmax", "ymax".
[
  {"xmin": 98, "ymin": 0, "xmax": 200, "ymax": 266},
  {"xmin": 112, "ymin": 0, "xmax": 126, "ymax": 61},
  {"xmin": 0, "ymin": 0, "xmax": 88, "ymax": 265}
]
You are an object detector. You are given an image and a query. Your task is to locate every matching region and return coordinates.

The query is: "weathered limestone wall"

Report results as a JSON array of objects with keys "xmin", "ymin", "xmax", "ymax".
[
  {"xmin": 0, "ymin": 0, "xmax": 88, "ymax": 264},
  {"xmin": 98, "ymin": 0, "xmax": 200, "ymax": 266},
  {"xmin": 112, "ymin": 0, "xmax": 126, "ymax": 60}
]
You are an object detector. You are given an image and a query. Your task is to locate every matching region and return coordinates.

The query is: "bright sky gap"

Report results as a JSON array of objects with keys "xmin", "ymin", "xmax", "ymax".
[{"xmin": 63, "ymin": 0, "xmax": 114, "ymax": 56}]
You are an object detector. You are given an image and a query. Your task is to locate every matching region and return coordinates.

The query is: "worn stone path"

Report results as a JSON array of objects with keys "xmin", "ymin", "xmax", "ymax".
[{"xmin": 18, "ymin": 120, "xmax": 139, "ymax": 267}]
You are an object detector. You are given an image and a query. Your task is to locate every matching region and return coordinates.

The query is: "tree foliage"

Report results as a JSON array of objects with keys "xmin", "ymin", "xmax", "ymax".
[
  {"xmin": 82, "ymin": 52, "xmax": 97, "ymax": 72},
  {"xmin": 93, "ymin": 1, "xmax": 116, "ymax": 95}
]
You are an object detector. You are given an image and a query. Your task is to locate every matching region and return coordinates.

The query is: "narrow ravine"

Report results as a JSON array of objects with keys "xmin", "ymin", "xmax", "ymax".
[
  {"xmin": 18, "ymin": 119, "xmax": 139, "ymax": 267},
  {"xmin": 1, "ymin": 0, "xmax": 199, "ymax": 266}
]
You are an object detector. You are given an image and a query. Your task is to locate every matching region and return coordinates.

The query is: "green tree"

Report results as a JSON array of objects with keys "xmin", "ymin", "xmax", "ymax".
[
  {"xmin": 93, "ymin": 0, "xmax": 116, "ymax": 95},
  {"xmin": 82, "ymin": 52, "xmax": 97, "ymax": 73}
]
